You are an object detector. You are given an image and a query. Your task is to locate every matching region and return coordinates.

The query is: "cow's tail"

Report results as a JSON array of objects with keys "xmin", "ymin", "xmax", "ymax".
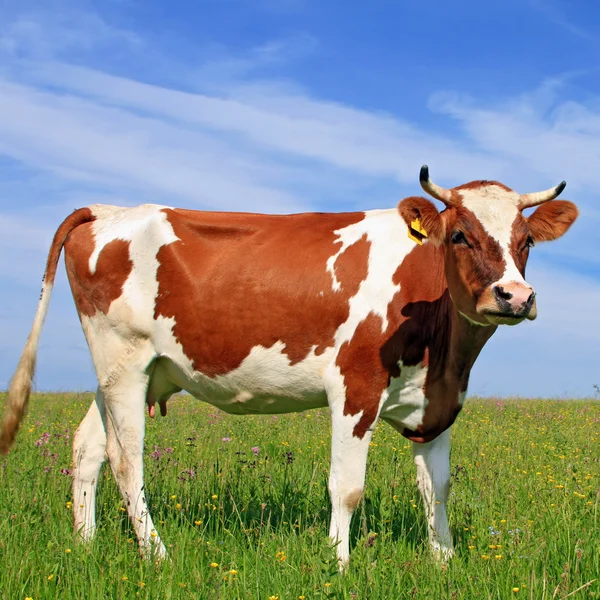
[{"xmin": 0, "ymin": 208, "xmax": 95, "ymax": 454}]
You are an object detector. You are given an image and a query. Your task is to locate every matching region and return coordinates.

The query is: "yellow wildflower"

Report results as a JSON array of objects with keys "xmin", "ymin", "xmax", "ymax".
[{"xmin": 210, "ymin": 562, "xmax": 219, "ymax": 568}]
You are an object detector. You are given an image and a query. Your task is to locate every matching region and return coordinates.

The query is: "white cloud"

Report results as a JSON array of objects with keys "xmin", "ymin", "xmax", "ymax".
[
  {"xmin": 192, "ymin": 32, "xmax": 319, "ymax": 87},
  {"xmin": 8, "ymin": 61, "xmax": 503, "ymax": 186},
  {"xmin": 0, "ymin": 9, "xmax": 142, "ymax": 59}
]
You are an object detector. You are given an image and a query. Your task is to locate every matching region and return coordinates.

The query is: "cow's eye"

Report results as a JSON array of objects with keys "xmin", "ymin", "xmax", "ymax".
[
  {"xmin": 524, "ymin": 235, "xmax": 535, "ymax": 250},
  {"xmin": 451, "ymin": 230, "xmax": 467, "ymax": 245}
]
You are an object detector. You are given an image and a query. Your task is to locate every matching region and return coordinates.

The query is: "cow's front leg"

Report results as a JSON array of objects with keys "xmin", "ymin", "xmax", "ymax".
[
  {"xmin": 328, "ymin": 406, "xmax": 376, "ymax": 568},
  {"xmin": 412, "ymin": 427, "xmax": 453, "ymax": 560}
]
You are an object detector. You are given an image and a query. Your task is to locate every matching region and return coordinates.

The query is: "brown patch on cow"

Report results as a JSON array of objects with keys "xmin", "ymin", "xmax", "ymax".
[
  {"xmin": 509, "ymin": 213, "xmax": 531, "ymax": 277},
  {"xmin": 65, "ymin": 225, "xmax": 133, "ymax": 318},
  {"xmin": 337, "ymin": 312, "xmax": 390, "ymax": 438},
  {"xmin": 344, "ymin": 488, "xmax": 364, "ymax": 512},
  {"xmin": 334, "ymin": 234, "xmax": 371, "ymax": 298},
  {"xmin": 154, "ymin": 209, "xmax": 366, "ymax": 377},
  {"xmin": 383, "ymin": 244, "xmax": 447, "ymax": 373},
  {"xmin": 527, "ymin": 200, "xmax": 579, "ymax": 243}
]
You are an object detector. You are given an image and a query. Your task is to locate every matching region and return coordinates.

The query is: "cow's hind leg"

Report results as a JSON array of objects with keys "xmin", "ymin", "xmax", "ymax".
[
  {"xmin": 73, "ymin": 387, "xmax": 107, "ymax": 541},
  {"xmin": 412, "ymin": 428, "xmax": 453, "ymax": 560},
  {"xmin": 328, "ymin": 406, "xmax": 376, "ymax": 567},
  {"xmin": 103, "ymin": 363, "xmax": 166, "ymax": 559}
]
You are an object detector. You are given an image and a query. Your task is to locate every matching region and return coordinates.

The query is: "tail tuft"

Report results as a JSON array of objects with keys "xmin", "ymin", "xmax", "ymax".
[
  {"xmin": 0, "ymin": 207, "xmax": 95, "ymax": 453},
  {"xmin": 0, "ymin": 344, "xmax": 35, "ymax": 454}
]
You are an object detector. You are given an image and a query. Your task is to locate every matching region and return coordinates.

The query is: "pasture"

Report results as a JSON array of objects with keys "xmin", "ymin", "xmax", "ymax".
[{"xmin": 0, "ymin": 393, "xmax": 598, "ymax": 600}]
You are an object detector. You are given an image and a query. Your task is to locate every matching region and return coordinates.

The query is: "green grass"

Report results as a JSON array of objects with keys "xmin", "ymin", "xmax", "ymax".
[{"xmin": 0, "ymin": 393, "xmax": 599, "ymax": 600}]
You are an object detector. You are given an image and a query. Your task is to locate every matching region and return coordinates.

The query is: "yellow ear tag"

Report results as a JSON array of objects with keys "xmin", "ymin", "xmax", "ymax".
[{"xmin": 408, "ymin": 218, "xmax": 428, "ymax": 245}]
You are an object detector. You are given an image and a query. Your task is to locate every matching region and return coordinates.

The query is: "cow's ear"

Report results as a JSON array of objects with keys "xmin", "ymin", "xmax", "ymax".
[
  {"xmin": 527, "ymin": 200, "xmax": 579, "ymax": 242},
  {"xmin": 398, "ymin": 196, "xmax": 445, "ymax": 245}
]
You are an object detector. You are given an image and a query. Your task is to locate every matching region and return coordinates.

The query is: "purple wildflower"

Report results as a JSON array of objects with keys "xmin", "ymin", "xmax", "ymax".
[
  {"xmin": 35, "ymin": 432, "xmax": 51, "ymax": 447},
  {"xmin": 251, "ymin": 446, "xmax": 260, "ymax": 456},
  {"xmin": 222, "ymin": 437, "xmax": 232, "ymax": 443}
]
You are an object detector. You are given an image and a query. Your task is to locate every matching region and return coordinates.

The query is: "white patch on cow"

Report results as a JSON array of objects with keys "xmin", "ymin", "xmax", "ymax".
[
  {"xmin": 151, "ymin": 324, "xmax": 333, "ymax": 413},
  {"xmin": 330, "ymin": 209, "xmax": 414, "ymax": 337},
  {"xmin": 87, "ymin": 204, "xmax": 179, "ymax": 331},
  {"xmin": 381, "ymin": 362, "xmax": 429, "ymax": 431},
  {"xmin": 460, "ymin": 187, "xmax": 527, "ymax": 286}
]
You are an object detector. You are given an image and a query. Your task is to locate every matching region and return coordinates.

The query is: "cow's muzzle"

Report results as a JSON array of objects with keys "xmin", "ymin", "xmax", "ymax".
[{"xmin": 479, "ymin": 282, "xmax": 537, "ymax": 326}]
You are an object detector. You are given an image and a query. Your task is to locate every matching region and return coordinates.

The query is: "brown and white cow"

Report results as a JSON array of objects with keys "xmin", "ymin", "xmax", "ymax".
[{"xmin": 0, "ymin": 167, "xmax": 578, "ymax": 565}]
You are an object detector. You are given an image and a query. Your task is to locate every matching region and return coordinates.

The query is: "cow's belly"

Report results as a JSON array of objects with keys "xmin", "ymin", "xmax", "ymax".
[{"xmin": 155, "ymin": 335, "xmax": 333, "ymax": 415}]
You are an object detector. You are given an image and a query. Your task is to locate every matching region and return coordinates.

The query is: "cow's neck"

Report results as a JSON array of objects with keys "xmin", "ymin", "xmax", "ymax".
[
  {"xmin": 444, "ymin": 304, "xmax": 497, "ymax": 389},
  {"xmin": 390, "ymin": 244, "xmax": 497, "ymax": 442}
]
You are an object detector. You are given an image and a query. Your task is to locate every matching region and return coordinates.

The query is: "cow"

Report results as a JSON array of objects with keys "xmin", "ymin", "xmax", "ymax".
[{"xmin": 0, "ymin": 166, "xmax": 578, "ymax": 566}]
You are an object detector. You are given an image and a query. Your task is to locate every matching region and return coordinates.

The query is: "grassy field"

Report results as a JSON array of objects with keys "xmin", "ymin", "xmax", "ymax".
[{"xmin": 0, "ymin": 393, "xmax": 598, "ymax": 600}]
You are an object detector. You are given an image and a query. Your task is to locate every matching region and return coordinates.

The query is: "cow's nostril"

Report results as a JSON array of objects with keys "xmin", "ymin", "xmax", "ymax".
[
  {"xmin": 493, "ymin": 286, "xmax": 513, "ymax": 301},
  {"xmin": 526, "ymin": 291, "xmax": 536, "ymax": 306}
]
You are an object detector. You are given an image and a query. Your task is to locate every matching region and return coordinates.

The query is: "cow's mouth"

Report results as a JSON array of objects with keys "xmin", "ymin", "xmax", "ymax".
[{"xmin": 482, "ymin": 311, "xmax": 529, "ymax": 326}]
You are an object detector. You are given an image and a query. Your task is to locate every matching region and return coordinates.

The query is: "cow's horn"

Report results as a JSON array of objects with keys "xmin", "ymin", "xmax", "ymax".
[
  {"xmin": 419, "ymin": 165, "xmax": 453, "ymax": 206},
  {"xmin": 519, "ymin": 181, "xmax": 566, "ymax": 209}
]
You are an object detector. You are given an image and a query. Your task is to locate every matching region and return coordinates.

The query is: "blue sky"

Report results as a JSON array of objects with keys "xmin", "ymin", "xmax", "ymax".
[{"xmin": 0, "ymin": 0, "xmax": 599, "ymax": 397}]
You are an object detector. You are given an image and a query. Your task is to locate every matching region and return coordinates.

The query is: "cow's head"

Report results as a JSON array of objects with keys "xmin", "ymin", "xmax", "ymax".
[{"xmin": 399, "ymin": 166, "xmax": 579, "ymax": 326}]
